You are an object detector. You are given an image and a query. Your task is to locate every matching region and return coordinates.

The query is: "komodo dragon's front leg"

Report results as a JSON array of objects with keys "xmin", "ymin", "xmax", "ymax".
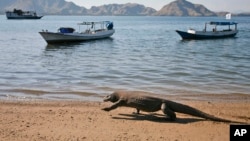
[{"xmin": 102, "ymin": 99, "xmax": 125, "ymax": 111}]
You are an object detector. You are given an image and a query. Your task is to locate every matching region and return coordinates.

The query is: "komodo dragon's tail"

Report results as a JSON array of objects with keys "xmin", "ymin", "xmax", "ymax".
[{"xmin": 165, "ymin": 100, "xmax": 244, "ymax": 123}]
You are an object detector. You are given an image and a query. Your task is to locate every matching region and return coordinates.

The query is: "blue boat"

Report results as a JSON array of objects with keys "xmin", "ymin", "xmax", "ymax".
[{"xmin": 176, "ymin": 21, "xmax": 238, "ymax": 40}]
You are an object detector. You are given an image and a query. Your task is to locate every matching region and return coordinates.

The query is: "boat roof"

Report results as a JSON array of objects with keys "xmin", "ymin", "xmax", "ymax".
[
  {"xmin": 208, "ymin": 21, "xmax": 237, "ymax": 25},
  {"xmin": 77, "ymin": 21, "xmax": 112, "ymax": 25}
]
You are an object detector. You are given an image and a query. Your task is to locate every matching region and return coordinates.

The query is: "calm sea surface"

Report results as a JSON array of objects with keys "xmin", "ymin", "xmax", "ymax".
[{"xmin": 0, "ymin": 15, "xmax": 249, "ymax": 101}]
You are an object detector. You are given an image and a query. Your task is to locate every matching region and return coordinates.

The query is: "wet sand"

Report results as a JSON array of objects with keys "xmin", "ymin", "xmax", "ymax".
[{"xmin": 0, "ymin": 93, "xmax": 250, "ymax": 141}]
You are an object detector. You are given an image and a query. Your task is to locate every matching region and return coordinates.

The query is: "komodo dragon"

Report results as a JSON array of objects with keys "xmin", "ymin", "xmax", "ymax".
[{"xmin": 102, "ymin": 91, "xmax": 242, "ymax": 123}]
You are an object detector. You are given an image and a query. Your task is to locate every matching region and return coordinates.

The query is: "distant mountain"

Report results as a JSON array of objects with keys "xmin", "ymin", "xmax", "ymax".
[
  {"xmin": 236, "ymin": 12, "xmax": 250, "ymax": 16},
  {"xmin": 0, "ymin": 0, "xmax": 155, "ymax": 16},
  {"xmin": 155, "ymin": 0, "xmax": 216, "ymax": 16},
  {"xmin": 0, "ymin": 0, "xmax": 88, "ymax": 15},
  {"xmin": 0, "ymin": 0, "xmax": 249, "ymax": 16},
  {"xmin": 215, "ymin": 11, "xmax": 231, "ymax": 17},
  {"xmin": 88, "ymin": 3, "xmax": 156, "ymax": 16},
  {"xmin": 214, "ymin": 11, "xmax": 250, "ymax": 17}
]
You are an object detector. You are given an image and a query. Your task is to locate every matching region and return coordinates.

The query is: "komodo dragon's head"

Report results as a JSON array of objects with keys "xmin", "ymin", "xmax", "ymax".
[{"xmin": 103, "ymin": 92, "xmax": 119, "ymax": 102}]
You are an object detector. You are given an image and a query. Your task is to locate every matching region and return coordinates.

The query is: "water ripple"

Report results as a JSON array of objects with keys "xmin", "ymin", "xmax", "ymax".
[{"xmin": 0, "ymin": 16, "xmax": 249, "ymax": 100}]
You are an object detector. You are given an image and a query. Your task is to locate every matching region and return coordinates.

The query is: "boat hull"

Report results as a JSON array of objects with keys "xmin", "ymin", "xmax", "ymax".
[
  {"xmin": 176, "ymin": 30, "xmax": 238, "ymax": 40},
  {"xmin": 6, "ymin": 16, "xmax": 43, "ymax": 19},
  {"xmin": 39, "ymin": 30, "xmax": 115, "ymax": 43},
  {"xmin": 6, "ymin": 11, "xmax": 43, "ymax": 19}
]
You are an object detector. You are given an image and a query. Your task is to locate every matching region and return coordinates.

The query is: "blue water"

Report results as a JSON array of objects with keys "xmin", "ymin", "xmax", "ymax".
[{"xmin": 0, "ymin": 15, "xmax": 249, "ymax": 100}]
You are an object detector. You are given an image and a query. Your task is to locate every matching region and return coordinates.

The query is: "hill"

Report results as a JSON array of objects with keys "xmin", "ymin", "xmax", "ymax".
[
  {"xmin": 0, "ymin": 0, "xmax": 88, "ymax": 15},
  {"xmin": 0, "ymin": 0, "xmax": 155, "ymax": 16},
  {"xmin": 88, "ymin": 3, "xmax": 156, "ymax": 16},
  {"xmin": 155, "ymin": 0, "xmax": 216, "ymax": 16},
  {"xmin": 0, "ymin": 0, "xmax": 249, "ymax": 16}
]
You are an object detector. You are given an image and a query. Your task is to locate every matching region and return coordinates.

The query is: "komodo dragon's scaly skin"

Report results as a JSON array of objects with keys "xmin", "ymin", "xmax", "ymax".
[{"xmin": 102, "ymin": 91, "xmax": 242, "ymax": 123}]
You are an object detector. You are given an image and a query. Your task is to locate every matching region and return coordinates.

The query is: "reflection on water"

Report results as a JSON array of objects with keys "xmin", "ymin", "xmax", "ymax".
[
  {"xmin": 45, "ymin": 42, "xmax": 83, "ymax": 50},
  {"xmin": 45, "ymin": 37, "xmax": 114, "ymax": 50}
]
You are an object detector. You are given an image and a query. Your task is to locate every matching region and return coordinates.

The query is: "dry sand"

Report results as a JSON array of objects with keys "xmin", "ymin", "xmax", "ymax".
[{"xmin": 0, "ymin": 94, "xmax": 250, "ymax": 141}]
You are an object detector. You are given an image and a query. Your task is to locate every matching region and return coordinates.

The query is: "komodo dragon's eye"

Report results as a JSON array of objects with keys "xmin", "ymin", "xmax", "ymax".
[
  {"xmin": 103, "ymin": 95, "xmax": 111, "ymax": 101},
  {"xmin": 103, "ymin": 94, "xmax": 118, "ymax": 102}
]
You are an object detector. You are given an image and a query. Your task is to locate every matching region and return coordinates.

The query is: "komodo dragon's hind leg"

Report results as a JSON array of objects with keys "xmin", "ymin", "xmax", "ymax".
[
  {"xmin": 132, "ymin": 108, "xmax": 140, "ymax": 114},
  {"xmin": 161, "ymin": 103, "xmax": 176, "ymax": 121}
]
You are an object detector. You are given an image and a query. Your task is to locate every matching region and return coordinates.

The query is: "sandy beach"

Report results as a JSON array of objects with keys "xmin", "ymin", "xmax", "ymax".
[{"xmin": 0, "ymin": 93, "xmax": 250, "ymax": 141}]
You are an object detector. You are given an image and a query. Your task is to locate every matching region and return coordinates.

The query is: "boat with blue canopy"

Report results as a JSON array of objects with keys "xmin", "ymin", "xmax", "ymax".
[
  {"xmin": 176, "ymin": 21, "xmax": 238, "ymax": 40},
  {"xmin": 39, "ymin": 21, "xmax": 115, "ymax": 44}
]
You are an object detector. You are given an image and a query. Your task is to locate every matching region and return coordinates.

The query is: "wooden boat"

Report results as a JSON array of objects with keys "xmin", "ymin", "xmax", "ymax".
[
  {"xmin": 176, "ymin": 21, "xmax": 238, "ymax": 40},
  {"xmin": 39, "ymin": 21, "xmax": 115, "ymax": 44},
  {"xmin": 6, "ymin": 9, "xmax": 43, "ymax": 19}
]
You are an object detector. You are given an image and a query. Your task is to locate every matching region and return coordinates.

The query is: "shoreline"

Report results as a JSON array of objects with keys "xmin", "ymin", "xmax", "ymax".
[
  {"xmin": 1, "ymin": 91, "xmax": 250, "ymax": 102},
  {"xmin": 1, "ymin": 92, "xmax": 250, "ymax": 141}
]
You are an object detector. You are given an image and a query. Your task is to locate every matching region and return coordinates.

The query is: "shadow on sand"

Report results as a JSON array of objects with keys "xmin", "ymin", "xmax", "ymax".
[{"xmin": 112, "ymin": 113, "xmax": 205, "ymax": 124}]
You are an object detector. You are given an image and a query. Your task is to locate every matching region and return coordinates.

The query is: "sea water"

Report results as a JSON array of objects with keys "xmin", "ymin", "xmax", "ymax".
[{"xmin": 0, "ymin": 15, "xmax": 249, "ymax": 101}]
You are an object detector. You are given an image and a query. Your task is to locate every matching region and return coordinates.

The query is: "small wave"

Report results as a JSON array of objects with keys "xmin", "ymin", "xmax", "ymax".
[
  {"xmin": 3, "ymin": 88, "xmax": 101, "ymax": 98},
  {"xmin": 7, "ymin": 89, "xmax": 47, "ymax": 95}
]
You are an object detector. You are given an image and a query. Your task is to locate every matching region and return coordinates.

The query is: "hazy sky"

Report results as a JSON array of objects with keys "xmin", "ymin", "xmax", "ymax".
[{"xmin": 66, "ymin": 0, "xmax": 250, "ymax": 13}]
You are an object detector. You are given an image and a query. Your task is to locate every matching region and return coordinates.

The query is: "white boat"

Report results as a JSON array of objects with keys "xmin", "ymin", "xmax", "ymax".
[
  {"xmin": 6, "ymin": 9, "xmax": 43, "ymax": 19},
  {"xmin": 176, "ymin": 21, "xmax": 238, "ymax": 40},
  {"xmin": 39, "ymin": 21, "xmax": 115, "ymax": 44}
]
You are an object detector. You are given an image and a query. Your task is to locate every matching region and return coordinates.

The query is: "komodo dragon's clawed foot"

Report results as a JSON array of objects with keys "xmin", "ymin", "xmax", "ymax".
[
  {"xmin": 132, "ymin": 108, "xmax": 140, "ymax": 114},
  {"xmin": 102, "ymin": 107, "xmax": 111, "ymax": 111}
]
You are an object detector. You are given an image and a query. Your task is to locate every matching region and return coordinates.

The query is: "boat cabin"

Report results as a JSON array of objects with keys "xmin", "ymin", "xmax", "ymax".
[
  {"xmin": 77, "ymin": 21, "xmax": 114, "ymax": 34},
  {"xmin": 204, "ymin": 21, "xmax": 238, "ymax": 32}
]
